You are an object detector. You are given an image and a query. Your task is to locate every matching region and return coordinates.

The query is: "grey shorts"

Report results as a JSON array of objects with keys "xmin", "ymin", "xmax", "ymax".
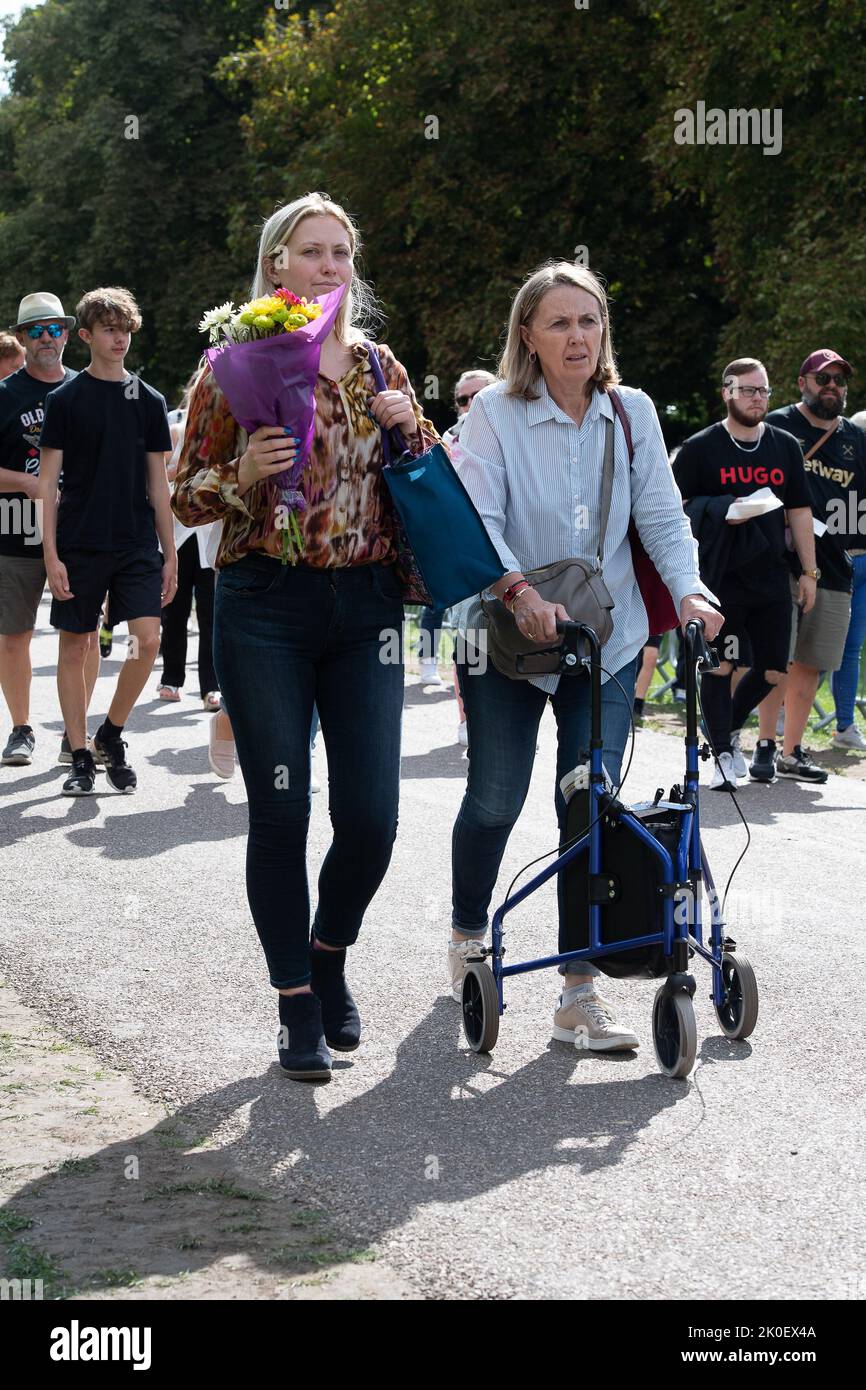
[
  {"xmin": 0, "ymin": 554, "xmax": 46, "ymax": 635},
  {"xmin": 789, "ymin": 575, "xmax": 851, "ymax": 671}
]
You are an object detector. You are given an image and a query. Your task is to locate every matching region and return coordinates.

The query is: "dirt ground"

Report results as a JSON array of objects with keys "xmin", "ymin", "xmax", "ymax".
[{"xmin": 0, "ymin": 984, "xmax": 414, "ymax": 1301}]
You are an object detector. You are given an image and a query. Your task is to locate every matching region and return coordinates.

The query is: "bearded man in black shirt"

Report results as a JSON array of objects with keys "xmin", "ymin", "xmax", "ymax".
[
  {"xmin": 674, "ymin": 358, "xmax": 817, "ymax": 789},
  {"xmin": 758, "ymin": 349, "xmax": 866, "ymax": 778}
]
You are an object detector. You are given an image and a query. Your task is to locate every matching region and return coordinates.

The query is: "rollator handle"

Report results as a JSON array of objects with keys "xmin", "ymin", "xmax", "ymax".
[
  {"xmin": 555, "ymin": 620, "xmax": 600, "ymax": 671},
  {"xmin": 684, "ymin": 618, "xmax": 719, "ymax": 673}
]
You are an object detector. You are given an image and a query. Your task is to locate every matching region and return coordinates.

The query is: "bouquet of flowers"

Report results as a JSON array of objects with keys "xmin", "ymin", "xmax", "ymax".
[{"xmin": 199, "ymin": 283, "xmax": 346, "ymax": 563}]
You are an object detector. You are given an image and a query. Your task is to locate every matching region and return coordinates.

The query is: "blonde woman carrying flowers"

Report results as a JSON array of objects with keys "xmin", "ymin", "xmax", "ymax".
[{"xmin": 173, "ymin": 193, "xmax": 438, "ymax": 1083}]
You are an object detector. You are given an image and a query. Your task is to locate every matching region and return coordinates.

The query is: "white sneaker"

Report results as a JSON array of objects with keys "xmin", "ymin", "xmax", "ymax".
[
  {"xmin": 208, "ymin": 715, "xmax": 235, "ymax": 779},
  {"xmin": 709, "ymin": 751, "xmax": 738, "ymax": 790},
  {"xmin": 552, "ymin": 986, "xmax": 640, "ymax": 1051},
  {"xmin": 419, "ymin": 659, "xmax": 444, "ymax": 687},
  {"xmin": 833, "ymin": 723, "xmax": 866, "ymax": 750},
  {"xmin": 457, "ymin": 722, "xmax": 468, "ymax": 747},
  {"xmin": 447, "ymin": 937, "xmax": 487, "ymax": 1002},
  {"xmin": 730, "ymin": 730, "xmax": 748, "ymax": 779}
]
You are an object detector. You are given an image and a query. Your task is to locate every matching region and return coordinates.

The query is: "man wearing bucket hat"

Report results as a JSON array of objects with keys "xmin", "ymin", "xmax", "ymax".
[
  {"xmin": 0, "ymin": 293, "xmax": 93, "ymax": 767},
  {"xmin": 756, "ymin": 349, "xmax": 866, "ymax": 778}
]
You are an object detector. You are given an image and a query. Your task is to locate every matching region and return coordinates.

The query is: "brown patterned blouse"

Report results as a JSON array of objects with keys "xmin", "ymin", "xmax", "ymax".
[{"xmin": 171, "ymin": 340, "xmax": 439, "ymax": 602}]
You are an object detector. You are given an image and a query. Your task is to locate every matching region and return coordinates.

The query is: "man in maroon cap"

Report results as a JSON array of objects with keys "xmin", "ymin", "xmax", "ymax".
[{"xmin": 756, "ymin": 349, "xmax": 866, "ymax": 778}]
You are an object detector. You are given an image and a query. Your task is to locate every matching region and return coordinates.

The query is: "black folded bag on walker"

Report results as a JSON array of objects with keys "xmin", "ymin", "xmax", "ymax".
[{"xmin": 561, "ymin": 789, "xmax": 680, "ymax": 979}]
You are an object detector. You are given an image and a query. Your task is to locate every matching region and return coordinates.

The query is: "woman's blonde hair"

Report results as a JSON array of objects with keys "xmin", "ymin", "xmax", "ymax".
[
  {"xmin": 499, "ymin": 261, "xmax": 620, "ymax": 399},
  {"xmin": 250, "ymin": 192, "xmax": 381, "ymax": 345}
]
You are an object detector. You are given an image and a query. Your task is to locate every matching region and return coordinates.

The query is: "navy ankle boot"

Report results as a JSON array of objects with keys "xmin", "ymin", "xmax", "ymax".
[
  {"xmin": 310, "ymin": 939, "xmax": 361, "ymax": 1052},
  {"xmin": 277, "ymin": 992, "xmax": 332, "ymax": 1082}
]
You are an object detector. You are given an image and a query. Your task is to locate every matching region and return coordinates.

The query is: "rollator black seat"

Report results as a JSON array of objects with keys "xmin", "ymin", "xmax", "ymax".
[{"xmin": 562, "ymin": 792, "xmax": 680, "ymax": 979}]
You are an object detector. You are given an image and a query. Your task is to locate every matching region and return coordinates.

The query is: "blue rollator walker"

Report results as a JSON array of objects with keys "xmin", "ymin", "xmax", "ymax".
[{"xmin": 460, "ymin": 619, "xmax": 759, "ymax": 1079}]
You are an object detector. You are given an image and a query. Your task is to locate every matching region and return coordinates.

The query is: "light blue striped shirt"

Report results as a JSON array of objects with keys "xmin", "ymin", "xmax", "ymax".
[{"xmin": 452, "ymin": 379, "xmax": 715, "ymax": 691}]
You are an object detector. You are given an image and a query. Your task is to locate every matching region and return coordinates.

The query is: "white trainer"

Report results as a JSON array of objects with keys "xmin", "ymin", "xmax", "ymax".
[
  {"xmin": 832, "ymin": 723, "xmax": 866, "ymax": 750},
  {"xmin": 552, "ymin": 987, "xmax": 640, "ymax": 1051},
  {"xmin": 447, "ymin": 937, "xmax": 487, "ymax": 1002},
  {"xmin": 709, "ymin": 751, "xmax": 739, "ymax": 790},
  {"xmin": 419, "ymin": 659, "xmax": 444, "ymax": 687},
  {"xmin": 208, "ymin": 715, "xmax": 236, "ymax": 779},
  {"xmin": 730, "ymin": 730, "xmax": 748, "ymax": 779}
]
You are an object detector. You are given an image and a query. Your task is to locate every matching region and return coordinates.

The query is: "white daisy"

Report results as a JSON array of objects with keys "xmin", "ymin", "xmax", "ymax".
[{"xmin": 198, "ymin": 301, "xmax": 236, "ymax": 343}]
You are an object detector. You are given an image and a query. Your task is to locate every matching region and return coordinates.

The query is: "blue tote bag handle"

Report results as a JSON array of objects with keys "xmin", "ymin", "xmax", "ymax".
[{"xmin": 364, "ymin": 342, "xmax": 506, "ymax": 608}]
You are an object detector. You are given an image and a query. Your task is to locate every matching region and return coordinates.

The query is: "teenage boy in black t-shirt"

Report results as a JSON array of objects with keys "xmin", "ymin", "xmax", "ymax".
[
  {"xmin": 0, "ymin": 293, "xmax": 102, "ymax": 768},
  {"xmin": 37, "ymin": 287, "xmax": 177, "ymax": 794},
  {"xmin": 757, "ymin": 348, "xmax": 866, "ymax": 777},
  {"xmin": 674, "ymin": 357, "xmax": 817, "ymax": 789}
]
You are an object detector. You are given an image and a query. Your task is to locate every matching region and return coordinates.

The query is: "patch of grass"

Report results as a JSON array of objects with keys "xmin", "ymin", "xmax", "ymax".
[
  {"xmin": 80, "ymin": 1106, "xmax": 99, "ymax": 1116},
  {"xmin": 266, "ymin": 1242, "xmax": 376, "ymax": 1270},
  {"xmin": 54, "ymin": 1079, "xmax": 82, "ymax": 1090},
  {"xmin": 144, "ymin": 1178, "xmax": 266, "ymax": 1203},
  {"xmin": 154, "ymin": 1124, "xmax": 206, "ymax": 1151},
  {"xmin": 217, "ymin": 1220, "xmax": 265, "ymax": 1235},
  {"xmin": 3, "ymin": 1239, "xmax": 70, "ymax": 1297},
  {"xmin": 0, "ymin": 1082, "xmax": 30, "ymax": 1093},
  {"xmin": 86, "ymin": 1268, "xmax": 142, "ymax": 1289},
  {"xmin": 0, "ymin": 1210, "xmax": 36, "ymax": 1236},
  {"xmin": 57, "ymin": 1156, "xmax": 100, "ymax": 1176},
  {"xmin": 45, "ymin": 1042, "xmax": 72, "ymax": 1054},
  {"xmin": 0, "ymin": 1035, "xmax": 15, "ymax": 1055},
  {"xmin": 176, "ymin": 1235, "xmax": 204, "ymax": 1251}
]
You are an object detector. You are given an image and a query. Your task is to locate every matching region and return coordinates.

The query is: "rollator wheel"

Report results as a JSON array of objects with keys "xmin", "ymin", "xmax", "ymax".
[
  {"xmin": 652, "ymin": 986, "xmax": 697, "ymax": 1079},
  {"xmin": 714, "ymin": 953, "xmax": 759, "ymax": 1040},
  {"xmin": 461, "ymin": 963, "xmax": 499, "ymax": 1054}
]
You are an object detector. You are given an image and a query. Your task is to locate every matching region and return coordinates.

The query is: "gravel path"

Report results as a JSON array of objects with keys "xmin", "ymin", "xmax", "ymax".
[{"xmin": 2, "ymin": 601, "xmax": 864, "ymax": 1300}]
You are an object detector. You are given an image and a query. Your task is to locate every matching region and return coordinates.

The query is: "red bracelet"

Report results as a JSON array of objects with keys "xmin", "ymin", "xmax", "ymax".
[{"xmin": 503, "ymin": 579, "xmax": 530, "ymax": 608}]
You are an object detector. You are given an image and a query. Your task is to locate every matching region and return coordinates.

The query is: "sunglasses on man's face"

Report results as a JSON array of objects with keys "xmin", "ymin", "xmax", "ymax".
[
  {"xmin": 456, "ymin": 392, "xmax": 480, "ymax": 408},
  {"xmin": 809, "ymin": 371, "xmax": 847, "ymax": 388},
  {"xmin": 25, "ymin": 323, "xmax": 65, "ymax": 340}
]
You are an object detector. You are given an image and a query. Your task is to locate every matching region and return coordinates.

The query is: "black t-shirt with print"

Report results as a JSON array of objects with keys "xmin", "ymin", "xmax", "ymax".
[
  {"xmin": 673, "ymin": 420, "xmax": 811, "ymax": 599},
  {"xmin": 0, "ymin": 366, "xmax": 77, "ymax": 558},
  {"xmin": 767, "ymin": 403, "xmax": 866, "ymax": 593},
  {"xmin": 39, "ymin": 371, "xmax": 171, "ymax": 554}
]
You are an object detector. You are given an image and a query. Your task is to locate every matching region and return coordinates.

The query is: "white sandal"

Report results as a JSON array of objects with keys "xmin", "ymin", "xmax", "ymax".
[{"xmin": 202, "ymin": 691, "xmax": 221, "ymax": 712}]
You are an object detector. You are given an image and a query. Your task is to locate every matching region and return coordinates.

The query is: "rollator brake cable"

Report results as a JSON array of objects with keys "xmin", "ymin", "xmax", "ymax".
[{"xmin": 695, "ymin": 681, "xmax": 752, "ymax": 917}]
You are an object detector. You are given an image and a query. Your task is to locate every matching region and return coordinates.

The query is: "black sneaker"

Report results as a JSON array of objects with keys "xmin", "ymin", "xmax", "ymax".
[
  {"xmin": 2, "ymin": 725, "xmax": 35, "ymax": 765},
  {"xmin": 776, "ymin": 745, "xmax": 829, "ymax": 784},
  {"xmin": 277, "ymin": 993, "xmax": 332, "ymax": 1082},
  {"xmin": 62, "ymin": 749, "xmax": 97, "ymax": 796},
  {"xmin": 93, "ymin": 729, "xmax": 137, "ymax": 793},
  {"xmin": 749, "ymin": 738, "xmax": 777, "ymax": 783}
]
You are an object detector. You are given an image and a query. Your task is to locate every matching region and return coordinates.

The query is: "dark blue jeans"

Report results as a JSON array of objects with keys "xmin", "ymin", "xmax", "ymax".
[
  {"xmin": 214, "ymin": 555, "xmax": 405, "ymax": 988},
  {"xmin": 418, "ymin": 605, "xmax": 446, "ymax": 661},
  {"xmin": 452, "ymin": 654, "xmax": 638, "ymax": 971}
]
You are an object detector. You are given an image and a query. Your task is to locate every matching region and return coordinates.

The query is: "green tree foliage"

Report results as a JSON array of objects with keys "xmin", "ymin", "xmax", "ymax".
[
  {"xmin": 647, "ymin": 0, "xmax": 866, "ymax": 409},
  {"xmin": 219, "ymin": 0, "xmax": 725, "ymax": 434},
  {"xmin": 0, "ymin": 0, "xmax": 267, "ymax": 401}
]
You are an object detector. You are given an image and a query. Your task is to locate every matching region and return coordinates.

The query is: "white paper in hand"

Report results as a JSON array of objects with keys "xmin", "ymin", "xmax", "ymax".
[{"xmin": 725, "ymin": 486, "xmax": 784, "ymax": 521}]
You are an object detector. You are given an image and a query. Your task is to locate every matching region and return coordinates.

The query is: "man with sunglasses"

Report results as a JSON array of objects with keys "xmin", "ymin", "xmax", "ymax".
[
  {"xmin": 0, "ymin": 294, "xmax": 84, "ymax": 766},
  {"xmin": 673, "ymin": 357, "xmax": 816, "ymax": 789},
  {"xmin": 759, "ymin": 349, "xmax": 866, "ymax": 772}
]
